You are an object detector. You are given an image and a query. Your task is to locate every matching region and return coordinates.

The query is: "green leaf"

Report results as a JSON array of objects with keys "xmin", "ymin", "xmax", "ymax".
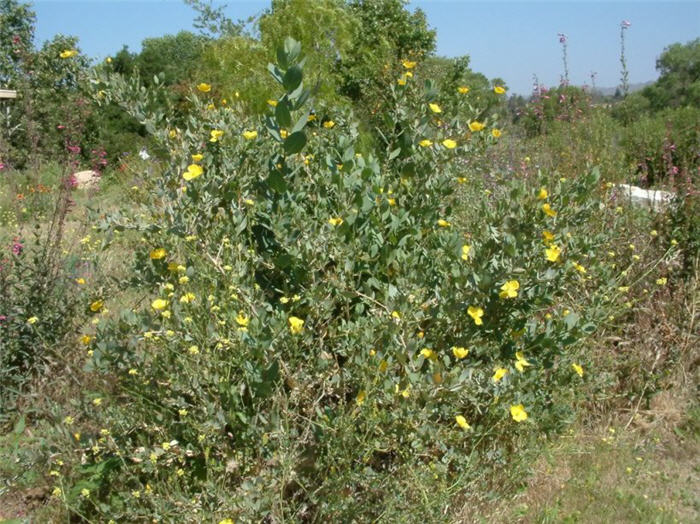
[
  {"xmin": 276, "ymin": 46, "xmax": 289, "ymax": 70},
  {"xmin": 267, "ymin": 170, "xmax": 287, "ymax": 193},
  {"xmin": 267, "ymin": 63, "xmax": 284, "ymax": 84},
  {"xmin": 275, "ymin": 100, "xmax": 292, "ymax": 129},
  {"xmin": 284, "ymin": 37, "xmax": 302, "ymax": 64},
  {"xmin": 13, "ymin": 416, "xmax": 25, "ymax": 435},
  {"xmin": 564, "ymin": 312, "xmax": 580, "ymax": 330},
  {"xmin": 284, "ymin": 131, "xmax": 306, "ymax": 155},
  {"xmin": 292, "ymin": 108, "xmax": 311, "ymax": 134},
  {"xmin": 283, "ymin": 65, "xmax": 303, "ymax": 92}
]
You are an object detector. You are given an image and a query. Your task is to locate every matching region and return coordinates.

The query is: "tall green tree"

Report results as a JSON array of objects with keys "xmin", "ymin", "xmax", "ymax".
[
  {"xmin": 0, "ymin": 0, "xmax": 35, "ymax": 88},
  {"xmin": 642, "ymin": 39, "xmax": 700, "ymax": 111}
]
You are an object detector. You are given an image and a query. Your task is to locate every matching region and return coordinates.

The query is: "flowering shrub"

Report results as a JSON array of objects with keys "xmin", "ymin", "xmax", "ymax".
[
  {"xmin": 47, "ymin": 39, "xmax": 679, "ymax": 521},
  {"xmin": 0, "ymin": 206, "xmax": 89, "ymax": 421}
]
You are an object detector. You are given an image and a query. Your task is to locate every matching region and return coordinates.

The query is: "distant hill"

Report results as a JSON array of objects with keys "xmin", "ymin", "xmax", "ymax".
[{"xmin": 593, "ymin": 81, "xmax": 655, "ymax": 96}]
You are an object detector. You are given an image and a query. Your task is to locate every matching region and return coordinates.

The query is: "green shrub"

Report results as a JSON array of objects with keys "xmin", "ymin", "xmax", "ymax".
[
  {"xmin": 0, "ymin": 186, "xmax": 89, "ymax": 423},
  {"xmin": 47, "ymin": 39, "xmax": 680, "ymax": 521},
  {"xmin": 621, "ymin": 106, "xmax": 700, "ymax": 187}
]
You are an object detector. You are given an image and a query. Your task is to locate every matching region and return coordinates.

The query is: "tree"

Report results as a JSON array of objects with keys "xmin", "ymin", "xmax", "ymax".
[
  {"xmin": 0, "ymin": 0, "xmax": 35, "ymax": 88},
  {"xmin": 135, "ymin": 31, "xmax": 209, "ymax": 87},
  {"xmin": 337, "ymin": 0, "xmax": 436, "ymax": 102},
  {"xmin": 642, "ymin": 39, "xmax": 700, "ymax": 111}
]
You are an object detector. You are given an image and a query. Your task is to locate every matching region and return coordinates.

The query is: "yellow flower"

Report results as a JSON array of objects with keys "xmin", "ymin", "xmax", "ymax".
[
  {"xmin": 90, "ymin": 300, "xmax": 104, "ymax": 312},
  {"xmin": 467, "ymin": 306, "xmax": 484, "ymax": 325},
  {"xmin": 323, "ymin": 120, "xmax": 336, "ymax": 129},
  {"xmin": 391, "ymin": 310, "xmax": 401, "ymax": 320},
  {"xmin": 545, "ymin": 245, "xmax": 561, "ymax": 262},
  {"xmin": 455, "ymin": 415, "xmax": 471, "ymax": 430},
  {"xmin": 235, "ymin": 312, "xmax": 250, "ymax": 327},
  {"xmin": 150, "ymin": 248, "xmax": 166, "ymax": 260},
  {"xmin": 356, "ymin": 390, "xmax": 366, "ymax": 406},
  {"xmin": 542, "ymin": 203, "xmax": 557, "ymax": 217},
  {"xmin": 197, "ymin": 83, "xmax": 211, "ymax": 92},
  {"xmin": 492, "ymin": 367, "xmax": 508, "ymax": 382},
  {"xmin": 542, "ymin": 230, "xmax": 555, "ymax": 244},
  {"xmin": 491, "ymin": 128, "xmax": 502, "ymax": 138},
  {"xmin": 80, "ymin": 334, "xmax": 92, "ymax": 345},
  {"xmin": 442, "ymin": 139, "xmax": 457, "ymax": 149},
  {"xmin": 27, "ymin": 316, "xmax": 38, "ymax": 324},
  {"xmin": 188, "ymin": 345, "xmax": 199, "ymax": 355},
  {"xmin": 456, "ymin": 177, "xmax": 467, "ymax": 184},
  {"xmin": 92, "ymin": 398, "xmax": 102, "ymax": 406},
  {"xmin": 510, "ymin": 404, "xmax": 528, "ymax": 422},
  {"xmin": 420, "ymin": 348, "xmax": 437, "ymax": 360},
  {"xmin": 572, "ymin": 363, "xmax": 584, "ymax": 377},
  {"xmin": 419, "ymin": 139, "xmax": 433, "ymax": 147},
  {"xmin": 267, "ymin": 99, "xmax": 278, "ymax": 107},
  {"xmin": 461, "ymin": 245, "xmax": 471, "ymax": 260},
  {"xmin": 183, "ymin": 164, "xmax": 203, "ymax": 181},
  {"xmin": 468, "ymin": 121, "xmax": 485, "ymax": 132},
  {"xmin": 429, "ymin": 103, "xmax": 442, "ymax": 114},
  {"xmin": 437, "ymin": 219, "xmax": 451, "ymax": 228},
  {"xmin": 397, "ymin": 76, "xmax": 407, "ymax": 86},
  {"xmin": 452, "ymin": 346, "xmax": 469, "ymax": 359},
  {"xmin": 180, "ymin": 293, "xmax": 196, "ymax": 304},
  {"xmin": 515, "ymin": 352, "xmax": 531, "ymax": 372},
  {"xmin": 242, "ymin": 130, "xmax": 258, "ymax": 140},
  {"xmin": 59, "ymin": 49, "xmax": 78, "ymax": 59},
  {"xmin": 178, "ymin": 276, "xmax": 189, "ymax": 284},
  {"xmin": 537, "ymin": 187, "xmax": 548, "ymax": 200},
  {"xmin": 457, "ymin": 86, "xmax": 470, "ymax": 94},
  {"xmin": 573, "ymin": 262, "xmax": 586, "ymax": 274},
  {"xmin": 209, "ymin": 129, "xmax": 224, "ymax": 142},
  {"xmin": 402, "ymin": 59, "xmax": 417, "ymax": 69},
  {"xmin": 328, "ymin": 217, "xmax": 343, "ymax": 226},
  {"xmin": 191, "ymin": 153, "xmax": 203, "ymax": 162},
  {"xmin": 218, "ymin": 520, "xmax": 235, "ymax": 524},
  {"xmin": 280, "ymin": 129, "xmax": 288, "ymax": 139},
  {"xmin": 499, "ymin": 280, "xmax": 519, "ymax": 299},
  {"xmin": 288, "ymin": 316, "xmax": 304, "ymax": 335},
  {"xmin": 75, "ymin": 277, "xmax": 86, "ymax": 285},
  {"xmin": 494, "ymin": 86, "xmax": 506, "ymax": 94},
  {"xmin": 656, "ymin": 277, "xmax": 667, "ymax": 286},
  {"xmin": 151, "ymin": 298, "xmax": 168, "ymax": 310},
  {"xmin": 81, "ymin": 488, "xmax": 90, "ymax": 498},
  {"xmin": 405, "ymin": 71, "xmax": 413, "ymax": 78}
]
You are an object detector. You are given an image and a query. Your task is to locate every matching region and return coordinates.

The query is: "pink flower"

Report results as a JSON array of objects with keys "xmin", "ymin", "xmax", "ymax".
[
  {"xmin": 11, "ymin": 239, "xmax": 23, "ymax": 256},
  {"xmin": 621, "ymin": 20, "xmax": 631, "ymax": 28}
]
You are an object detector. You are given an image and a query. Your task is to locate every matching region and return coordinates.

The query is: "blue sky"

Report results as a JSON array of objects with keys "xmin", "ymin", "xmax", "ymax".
[{"xmin": 32, "ymin": 1, "xmax": 700, "ymax": 95}]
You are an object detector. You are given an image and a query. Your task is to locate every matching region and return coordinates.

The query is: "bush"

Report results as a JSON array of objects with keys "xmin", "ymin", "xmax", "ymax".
[
  {"xmin": 0, "ymin": 181, "xmax": 89, "ymax": 423},
  {"xmin": 621, "ymin": 106, "xmax": 700, "ymax": 187},
  {"xmin": 39, "ymin": 38, "xmax": 685, "ymax": 522}
]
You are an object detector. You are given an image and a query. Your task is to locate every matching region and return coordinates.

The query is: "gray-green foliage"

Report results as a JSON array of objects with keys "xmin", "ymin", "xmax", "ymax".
[{"xmin": 49, "ymin": 37, "xmax": 677, "ymax": 522}]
